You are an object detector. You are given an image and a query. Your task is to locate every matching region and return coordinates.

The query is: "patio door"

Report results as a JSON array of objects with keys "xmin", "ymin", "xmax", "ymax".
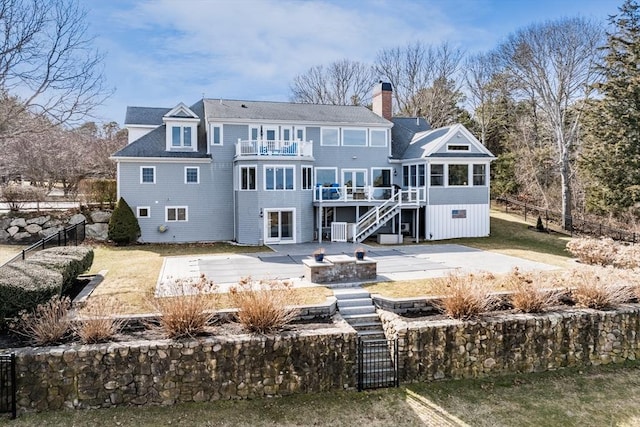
[
  {"xmin": 342, "ymin": 169, "xmax": 367, "ymax": 199},
  {"xmin": 265, "ymin": 209, "xmax": 295, "ymax": 243}
]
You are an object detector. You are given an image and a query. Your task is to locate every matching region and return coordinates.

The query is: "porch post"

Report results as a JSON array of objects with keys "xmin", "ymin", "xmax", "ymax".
[{"xmin": 318, "ymin": 205, "xmax": 322, "ymax": 243}]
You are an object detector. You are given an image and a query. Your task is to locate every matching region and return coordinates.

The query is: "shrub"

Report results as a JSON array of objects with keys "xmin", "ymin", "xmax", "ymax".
[
  {"xmin": 0, "ymin": 262, "xmax": 63, "ymax": 318},
  {"xmin": 613, "ymin": 244, "xmax": 640, "ymax": 269},
  {"xmin": 27, "ymin": 246, "xmax": 94, "ymax": 292},
  {"xmin": 10, "ymin": 296, "xmax": 71, "ymax": 345},
  {"xmin": 566, "ymin": 238, "xmax": 618, "ymax": 266},
  {"xmin": 0, "ymin": 184, "xmax": 46, "ymax": 212},
  {"xmin": 433, "ymin": 272, "xmax": 499, "ymax": 319},
  {"xmin": 536, "ymin": 216, "xmax": 545, "ymax": 232},
  {"xmin": 568, "ymin": 267, "xmax": 634, "ymax": 309},
  {"xmin": 74, "ymin": 297, "xmax": 124, "ymax": 344},
  {"xmin": 78, "ymin": 178, "xmax": 117, "ymax": 207},
  {"xmin": 229, "ymin": 277, "xmax": 300, "ymax": 333},
  {"xmin": 502, "ymin": 268, "xmax": 559, "ymax": 313},
  {"xmin": 153, "ymin": 275, "xmax": 218, "ymax": 339},
  {"xmin": 108, "ymin": 197, "xmax": 140, "ymax": 245}
]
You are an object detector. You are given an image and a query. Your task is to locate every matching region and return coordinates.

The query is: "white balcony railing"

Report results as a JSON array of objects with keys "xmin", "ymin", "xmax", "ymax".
[
  {"xmin": 313, "ymin": 185, "xmax": 425, "ymax": 203},
  {"xmin": 236, "ymin": 139, "xmax": 313, "ymax": 157}
]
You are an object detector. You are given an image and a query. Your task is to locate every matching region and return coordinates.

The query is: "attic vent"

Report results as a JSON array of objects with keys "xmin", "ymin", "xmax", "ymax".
[
  {"xmin": 447, "ymin": 144, "xmax": 470, "ymax": 151},
  {"xmin": 241, "ymin": 104, "xmax": 247, "ymax": 108}
]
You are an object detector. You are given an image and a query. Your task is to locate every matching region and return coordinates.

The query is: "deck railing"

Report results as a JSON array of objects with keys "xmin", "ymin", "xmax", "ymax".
[
  {"xmin": 235, "ymin": 139, "xmax": 313, "ymax": 157},
  {"xmin": 313, "ymin": 186, "xmax": 425, "ymax": 203}
]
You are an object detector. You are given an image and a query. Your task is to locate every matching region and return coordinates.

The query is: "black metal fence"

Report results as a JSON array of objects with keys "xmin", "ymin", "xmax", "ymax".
[
  {"xmin": 496, "ymin": 197, "xmax": 638, "ymax": 244},
  {"xmin": 2, "ymin": 220, "xmax": 86, "ymax": 267},
  {"xmin": 357, "ymin": 338, "xmax": 399, "ymax": 391},
  {"xmin": 0, "ymin": 354, "xmax": 16, "ymax": 419}
]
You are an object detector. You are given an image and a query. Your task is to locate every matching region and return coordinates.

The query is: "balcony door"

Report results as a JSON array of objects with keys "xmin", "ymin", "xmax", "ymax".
[{"xmin": 342, "ymin": 169, "xmax": 367, "ymax": 199}]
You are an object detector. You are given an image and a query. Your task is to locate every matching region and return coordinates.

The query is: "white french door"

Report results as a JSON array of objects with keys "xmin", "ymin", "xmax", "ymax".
[
  {"xmin": 264, "ymin": 209, "xmax": 296, "ymax": 243},
  {"xmin": 342, "ymin": 169, "xmax": 367, "ymax": 198}
]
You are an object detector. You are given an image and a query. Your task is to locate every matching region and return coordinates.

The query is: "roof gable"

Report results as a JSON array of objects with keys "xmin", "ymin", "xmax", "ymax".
[
  {"xmin": 401, "ymin": 123, "xmax": 494, "ymax": 160},
  {"xmin": 163, "ymin": 102, "xmax": 199, "ymax": 120}
]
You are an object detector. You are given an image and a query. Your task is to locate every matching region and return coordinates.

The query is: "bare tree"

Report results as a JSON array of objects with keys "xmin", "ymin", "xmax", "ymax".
[
  {"xmin": 492, "ymin": 17, "xmax": 604, "ymax": 229},
  {"xmin": 464, "ymin": 53, "xmax": 501, "ymax": 145},
  {"xmin": 374, "ymin": 41, "xmax": 463, "ymax": 117},
  {"xmin": 0, "ymin": 0, "xmax": 109, "ymax": 138},
  {"xmin": 290, "ymin": 59, "xmax": 375, "ymax": 105}
]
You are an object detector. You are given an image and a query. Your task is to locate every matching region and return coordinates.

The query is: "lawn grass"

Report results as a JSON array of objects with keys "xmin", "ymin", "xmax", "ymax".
[
  {"xmin": 87, "ymin": 243, "xmax": 331, "ymax": 314},
  {"xmin": 364, "ymin": 210, "xmax": 572, "ymax": 298},
  {"xmin": 6, "ymin": 362, "xmax": 640, "ymax": 426},
  {"xmin": 0, "ymin": 244, "xmax": 21, "ymax": 264}
]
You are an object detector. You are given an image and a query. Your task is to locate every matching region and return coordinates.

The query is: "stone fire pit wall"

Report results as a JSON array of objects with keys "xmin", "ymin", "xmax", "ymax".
[
  {"xmin": 379, "ymin": 305, "xmax": 640, "ymax": 383},
  {"xmin": 12, "ymin": 325, "xmax": 357, "ymax": 411}
]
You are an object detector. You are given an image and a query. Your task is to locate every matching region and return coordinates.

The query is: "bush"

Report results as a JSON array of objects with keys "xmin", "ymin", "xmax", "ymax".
[
  {"xmin": 0, "ymin": 184, "xmax": 46, "ymax": 212},
  {"xmin": 613, "ymin": 244, "xmax": 640, "ymax": 269},
  {"xmin": 566, "ymin": 238, "xmax": 618, "ymax": 266},
  {"xmin": 74, "ymin": 297, "xmax": 124, "ymax": 344},
  {"xmin": 0, "ymin": 262, "xmax": 64, "ymax": 318},
  {"xmin": 10, "ymin": 296, "xmax": 71, "ymax": 345},
  {"xmin": 108, "ymin": 197, "xmax": 141, "ymax": 245},
  {"xmin": 502, "ymin": 268, "xmax": 559, "ymax": 313},
  {"xmin": 433, "ymin": 272, "xmax": 499, "ymax": 319},
  {"xmin": 229, "ymin": 277, "xmax": 300, "ymax": 333},
  {"xmin": 153, "ymin": 275, "xmax": 218, "ymax": 339},
  {"xmin": 568, "ymin": 267, "xmax": 635, "ymax": 309},
  {"xmin": 78, "ymin": 178, "xmax": 117, "ymax": 207},
  {"xmin": 27, "ymin": 246, "xmax": 94, "ymax": 292}
]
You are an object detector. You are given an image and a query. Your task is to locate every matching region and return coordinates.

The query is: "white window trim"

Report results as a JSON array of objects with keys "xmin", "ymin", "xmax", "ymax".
[
  {"xmin": 446, "ymin": 163, "xmax": 470, "ymax": 187},
  {"xmin": 314, "ymin": 167, "xmax": 338, "ymax": 186},
  {"xmin": 184, "ymin": 166, "xmax": 200, "ymax": 184},
  {"xmin": 369, "ymin": 129, "xmax": 388, "ymax": 147},
  {"xmin": 341, "ymin": 128, "xmax": 368, "ymax": 147},
  {"xmin": 342, "ymin": 168, "xmax": 368, "ymax": 187},
  {"xmin": 281, "ymin": 126, "xmax": 293, "ymax": 142},
  {"xmin": 446, "ymin": 144, "xmax": 470, "ymax": 152},
  {"xmin": 263, "ymin": 164, "xmax": 296, "ymax": 191},
  {"xmin": 140, "ymin": 166, "xmax": 156, "ymax": 184},
  {"xmin": 239, "ymin": 165, "xmax": 257, "ymax": 191},
  {"xmin": 321, "ymin": 127, "xmax": 340, "ymax": 146},
  {"xmin": 210, "ymin": 124, "xmax": 223, "ymax": 145},
  {"xmin": 295, "ymin": 126, "xmax": 306, "ymax": 142},
  {"xmin": 166, "ymin": 123, "xmax": 196, "ymax": 150},
  {"xmin": 165, "ymin": 206, "xmax": 188, "ymax": 222},
  {"xmin": 302, "ymin": 166, "xmax": 313, "ymax": 190},
  {"xmin": 429, "ymin": 164, "xmax": 445, "ymax": 187},
  {"xmin": 371, "ymin": 167, "xmax": 392, "ymax": 187},
  {"xmin": 136, "ymin": 206, "xmax": 150, "ymax": 218},
  {"xmin": 472, "ymin": 163, "xmax": 487, "ymax": 187},
  {"xmin": 263, "ymin": 208, "xmax": 297, "ymax": 244}
]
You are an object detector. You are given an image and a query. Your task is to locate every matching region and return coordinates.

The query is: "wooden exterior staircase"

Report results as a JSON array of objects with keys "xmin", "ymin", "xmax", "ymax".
[{"xmin": 352, "ymin": 190, "xmax": 419, "ymax": 243}]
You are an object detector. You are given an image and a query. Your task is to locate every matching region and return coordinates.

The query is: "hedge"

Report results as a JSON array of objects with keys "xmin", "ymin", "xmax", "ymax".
[
  {"xmin": 27, "ymin": 246, "xmax": 94, "ymax": 292},
  {"xmin": 0, "ymin": 262, "xmax": 63, "ymax": 318}
]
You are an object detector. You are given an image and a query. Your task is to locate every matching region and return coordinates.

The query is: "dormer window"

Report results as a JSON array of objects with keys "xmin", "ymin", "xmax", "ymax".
[{"xmin": 172, "ymin": 126, "xmax": 193, "ymax": 147}]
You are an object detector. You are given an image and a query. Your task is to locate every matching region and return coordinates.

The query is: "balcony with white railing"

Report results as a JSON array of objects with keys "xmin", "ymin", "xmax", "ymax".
[
  {"xmin": 313, "ymin": 185, "xmax": 425, "ymax": 204},
  {"xmin": 235, "ymin": 139, "xmax": 313, "ymax": 157}
]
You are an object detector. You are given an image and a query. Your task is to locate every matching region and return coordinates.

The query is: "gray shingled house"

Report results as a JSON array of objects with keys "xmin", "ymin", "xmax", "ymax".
[{"xmin": 113, "ymin": 83, "xmax": 494, "ymax": 245}]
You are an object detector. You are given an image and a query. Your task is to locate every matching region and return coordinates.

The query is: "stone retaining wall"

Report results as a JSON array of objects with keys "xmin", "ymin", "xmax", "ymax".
[
  {"xmin": 380, "ymin": 304, "xmax": 640, "ymax": 382},
  {"xmin": 0, "ymin": 210, "xmax": 111, "ymax": 244},
  {"xmin": 12, "ymin": 324, "xmax": 357, "ymax": 411}
]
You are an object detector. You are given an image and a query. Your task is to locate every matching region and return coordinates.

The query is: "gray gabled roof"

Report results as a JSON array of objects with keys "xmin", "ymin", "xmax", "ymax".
[
  {"xmin": 204, "ymin": 99, "xmax": 392, "ymax": 125},
  {"xmin": 112, "ymin": 124, "xmax": 209, "ymax": 159},
  {"xmin": 390, "ymin": 117, "xmax": 431, "ymax": 159},
  {"xmin": 125, "ymin": 107, "xmax": 172, "ymax": 126}
]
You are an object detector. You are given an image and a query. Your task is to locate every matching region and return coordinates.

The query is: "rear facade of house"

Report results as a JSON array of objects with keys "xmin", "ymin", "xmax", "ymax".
[{"xmin": 113, "ymin": 83, "xmax": 495, "ymax": 245}]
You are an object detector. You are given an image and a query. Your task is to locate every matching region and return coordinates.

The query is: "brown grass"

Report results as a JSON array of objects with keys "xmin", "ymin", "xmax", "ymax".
[
  {"xmin": 73, "ymin": 296, "xmax": 125, "ymax": 344},
  {"xmin": 230, "ymin": 277, "xmax": 301, "ymax": 333},
  {"xmin": 567, "ymin": 267, "xmax": 636, "ymax": 309},
  {"xmin": 10, "ymin": 296, "xmax": 71, "ymax": 345},
  {"xmin": 502, "ymin": 268, "xmax": 560, "ymax": 313},
  {"xmin": 433, "ymin": 273, "xmax": 499, "ymax": 319},
  {"xmin": 152, "ymin": 274, "xmax": 218, "ymax": 338}
]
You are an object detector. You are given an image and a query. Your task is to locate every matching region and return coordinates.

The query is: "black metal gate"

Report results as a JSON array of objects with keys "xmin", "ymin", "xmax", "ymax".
[
  {"xmin": 0, "ymin": 354, "xmax": 16, "ymax": 419},
  {"xmin": 357, "ymin": 338, "xmax": 399, "ymax": 391}
]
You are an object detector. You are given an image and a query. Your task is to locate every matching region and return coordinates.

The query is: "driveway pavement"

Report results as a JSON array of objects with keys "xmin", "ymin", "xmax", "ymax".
[{"xmin": 157, "ymin": 242, "xmax": 562, "ymax": 293}]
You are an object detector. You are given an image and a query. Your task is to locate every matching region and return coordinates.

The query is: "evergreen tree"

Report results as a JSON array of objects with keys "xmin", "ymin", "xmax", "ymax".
[
  {"xmin": 108, "ymin": 197, "xmax": 141, "ymax": 245},
  {"xmin": 581, "ymin": 0, "xmax": 640, "ymax": 217}
]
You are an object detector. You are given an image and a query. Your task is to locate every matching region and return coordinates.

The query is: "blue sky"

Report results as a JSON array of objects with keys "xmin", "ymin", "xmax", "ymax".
[{"xmin": 82, "ymin": 0, "xmax": 620, "ymax": 125}]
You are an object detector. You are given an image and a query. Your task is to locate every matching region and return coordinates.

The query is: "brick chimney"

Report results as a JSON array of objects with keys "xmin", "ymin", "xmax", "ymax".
[{"xmin": 372, "ymin": 81, "xmax": 392, "ymax": 120}]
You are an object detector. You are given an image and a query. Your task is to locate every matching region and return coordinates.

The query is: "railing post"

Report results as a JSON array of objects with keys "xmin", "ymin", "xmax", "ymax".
[{"xmin": 10, "ymin": 354, "xmax": 16, "ymax": 419}]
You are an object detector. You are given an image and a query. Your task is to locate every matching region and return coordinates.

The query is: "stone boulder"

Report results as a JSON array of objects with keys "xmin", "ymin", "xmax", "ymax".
[
  {"xmin": 39, "ymin": 227, "xmax": 61, "ymax": 238},
  {"xmin": 68, "ymin": 213, "xmax": 86, "ymax": 226},
  {"xmin": 12, "ymin": 232, "xmax": 32, "ymax": 241},
  {"xmin": 7, "ymin": 226, "xmax": 19, "ymax": 237},
  {"xmin": 0, "ymin": 217, "xmax": 12, "ymax": 230},
  {"xmin": 0, "ymin": 229, "xmax": 9, "ymax": 241},
  {"xmin": 24, "ymin": 224, "xmax": 42, "ymax": 234},
  {"xmin": 90, "ymin": 210, "xmax": 111, "ymax": 224},
  {"xmin": 10, "ymin": 218, "xmax": 26, "ymax": 228},
  {"xmin": 43, "ymin": 219, "xmax": 63, "ymax": 229},
  {"xmin": 86, "ymin": 223, "xmax": 108, "ymax": 241},
  {"xmin": 26, "ymin": 215, "xmax": 50, "ymax": 225}
]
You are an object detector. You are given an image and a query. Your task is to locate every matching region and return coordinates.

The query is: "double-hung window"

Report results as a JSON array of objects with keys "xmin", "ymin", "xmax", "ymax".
[
  {"xmin": 473, "ymin": 164, "xmax": 486, "ymax": 186},
  {"xmin": 172, "ymin": 126, "xmax": 193, "ymax": 147},
  {"xmin": 141, "ymin": 166, "xmax": 155, "ymax": 184},
  {"xmin": 240, "ymin": 166, "xmax": 256, "ymax": 190},
  {"xmin": 211, "ymin": 125, "xmax": 222, "ymax": 145},
  {"xmin": 185, "ymin": 167, "xmax": 199, "ymax": 184},
  {"xmin": 166, "ymin": 206, "xmax": 188, "ymax": 222},
  {"xmin": 302, "ymin": 166, "xmax": 313, "ymax": 190},
  {"xmin": 430, "ymin": 164, "xmax": 444, "ymax": 186},
  {"xmin": 265, "ymin": 166, "xmax": 294, "ymax": 190}
]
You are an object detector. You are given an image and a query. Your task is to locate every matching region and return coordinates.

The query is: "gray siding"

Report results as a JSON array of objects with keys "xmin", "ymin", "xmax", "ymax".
[
  {"xmin": 118, "ymin": 161, "xmax": 235, "ymax": 243},
  {"xmin": 428, "ymin": 187, "xmax": 489, "ymax": 205},
  {"xmin": 433, "ymin": 133, "xmax": 483, "ymax": 155}
]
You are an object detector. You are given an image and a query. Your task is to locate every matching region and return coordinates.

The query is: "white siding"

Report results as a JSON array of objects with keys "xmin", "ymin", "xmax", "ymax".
[{"xmin": 427, "ymin": 204, "xmax": 489, "ymax": 240}]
